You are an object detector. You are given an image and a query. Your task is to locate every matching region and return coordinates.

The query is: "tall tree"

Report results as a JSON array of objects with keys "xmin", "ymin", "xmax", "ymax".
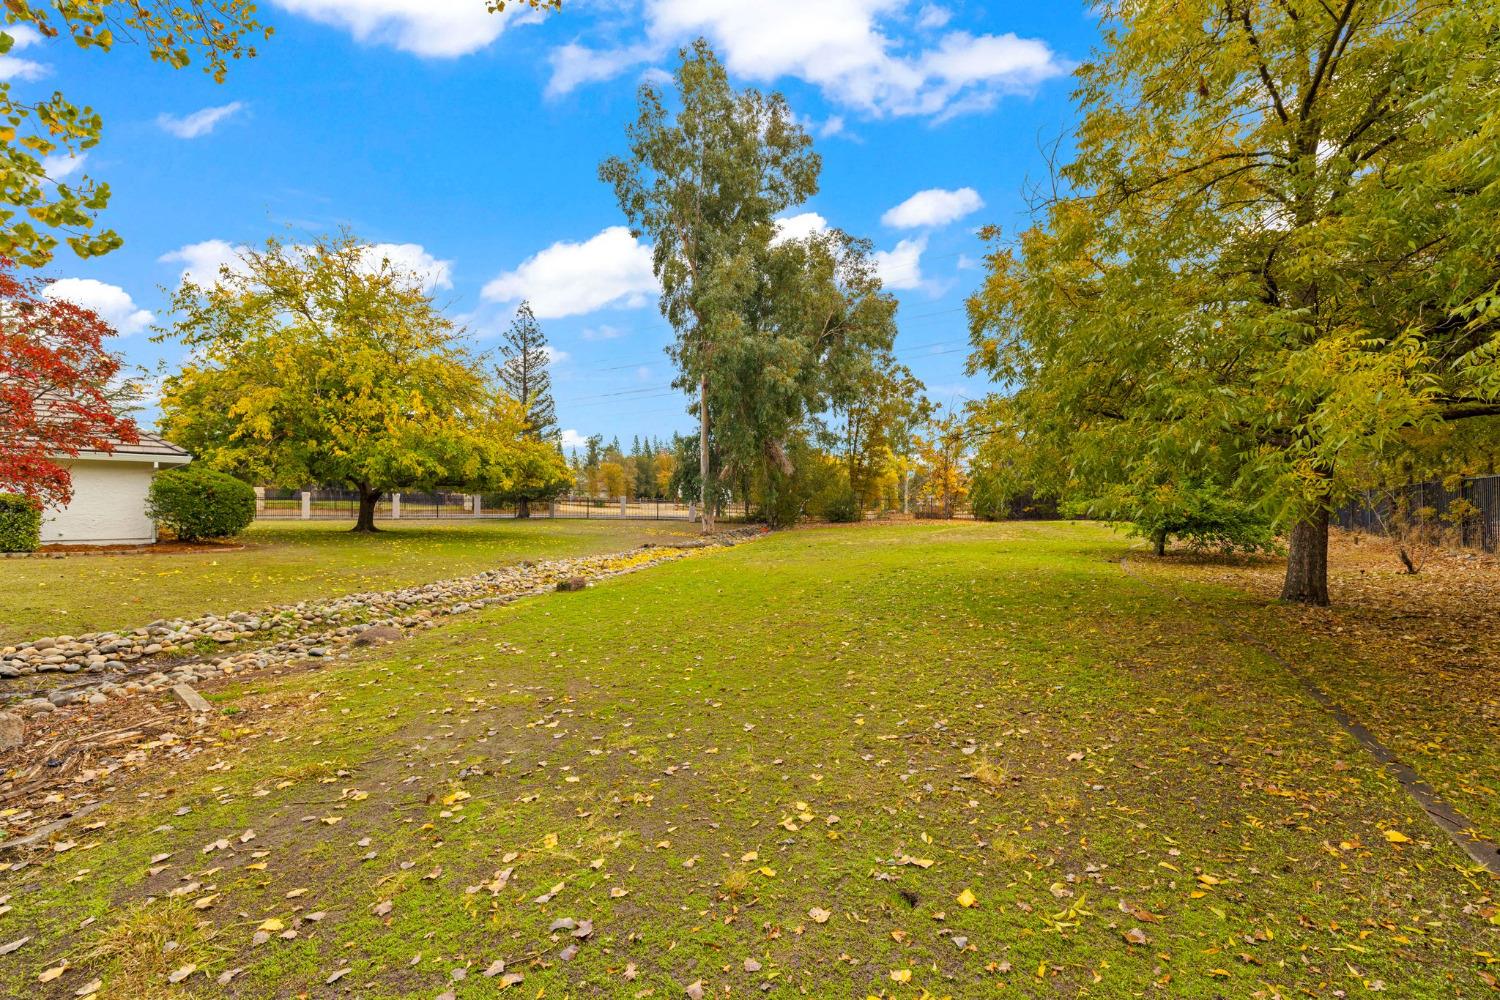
[
  {"xmin": 601, "ymin": 39, "xmax": 820, "ymax": 532},
  {"xmin": 707, "ymin": 229, "xmax": 898, "ymax": 523},
  {"xmin": 494, "ymin": 300, "xmax": 560, "ymax": 517},
  {"xmin": 158, "ymin": 232, "xmax": 511, "ymax": 533},
  {"xmin": 0, "ymin": 261, "xmax": 140, "ymax": 506},
  {"xmin": 968, "ymin": 0, "xmax": 1500, "ymax": 604},
  {"xmin": 496, "ymin": 300, "xmax": 558, "ymax": 442}
]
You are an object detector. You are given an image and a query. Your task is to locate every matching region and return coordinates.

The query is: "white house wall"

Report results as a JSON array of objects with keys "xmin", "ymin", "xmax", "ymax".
[{"xmin": 41, "ymin": 460, "xmax": 161, "ymax": 546}]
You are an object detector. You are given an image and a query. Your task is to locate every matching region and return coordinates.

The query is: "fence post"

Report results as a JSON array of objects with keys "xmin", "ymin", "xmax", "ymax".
[
  {"xmin": 300, "ymin": 491, "xmax": 311, "ymax": 520},
  {"xmin": 550, "ymin": 500, "xmax": 557, "ymax": 518},
  {"xmin": 392, "ymin": 493, "xmax": 401, "ymax": 520},
  {"xmin": 621, "ymin": 496, "xmax": 628, "ymax": 517},
  {"xmin": 473, "ymin": 494, "xmax": 482, "ymax": 518},
  {"xmin": 689, "ymin": 501, "xmax": 697, "ymax": 523}
]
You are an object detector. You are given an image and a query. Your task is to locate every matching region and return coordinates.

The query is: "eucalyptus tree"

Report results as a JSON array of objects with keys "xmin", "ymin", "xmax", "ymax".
[
  {"xmin": 600, "ymin": 39, "xmax": 820, "ymax": 531},
  {"xmin": 968, "ymin": 0, "xmax": 1500, "ymax": 604}
]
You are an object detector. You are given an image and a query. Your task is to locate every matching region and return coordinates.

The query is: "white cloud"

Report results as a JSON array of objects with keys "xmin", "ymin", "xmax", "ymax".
[
  {"xmin": 560, "ymin": 428, "xmax": 588, "ymax": 449},
  {"xmin": 582, "ymin": 324, "xmax": 626, "ymax": 341},
  {"xmin": 873, "ymin": 235, "xmax": 927, "ymax": 291},
  {"xmin": 916, "ymin": 5, "xmax": 952, "ymax": 30},
  {"xmin": 41, "ymin": 152, "xmax": 86, "ymax": 182},
  {"xmin": 159, "ymin": 239, "xmax": 250, "ymax": 286},
  {"xmin": 0, "ymin": 24, "xmax": 47, "ymax": 81},
  {"xmin": 271, "ymin": 0, "xmax": 533, "ymax": 58},
  {"xmin": 550, "ymin": 1, "xmax": 1066, "ymax": 119},
  {"xmin": 157, "ymin": 102, "xmax": 246, "ymax": 139},
  {"xmin": 361, "ymin": 243, "xmax": 453, "ymax": 292},
  {"xmin": 772, "ymin": 211, "xmax": 829, "ymax": 244},
  {"xmin": 549, "ymin": 41, "xmax": 656, "ymax": 99},
  {"xmin": 44, "ymin": 278, "xmax": 153, "ymax": 336},
  {"xmin": 542, "ymin": 345, "xmax": 570, "ymax": 366},
  {"xmin": 482, "ymin": 226, "xmax": 658, "ymax": 319},
  {"xmin": 881, "ymin": 186, "xmax": 984, "ymax": 229},
  {"xmin": 160, "ymin": 239, "xmax": 451, "ymax": 292}
]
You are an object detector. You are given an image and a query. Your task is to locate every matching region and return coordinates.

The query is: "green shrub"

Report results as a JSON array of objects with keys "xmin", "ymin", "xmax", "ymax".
[
  {"xmin": 823, "ymin": 490, "xmax": 861, "ymax": 523},
  {"xmin": 146, "ymin": 467, "xmax": 255, "ymax": 541},
  {"xmin": 0, "ymin": 494, "xmax": 41, "ymax": 552}
]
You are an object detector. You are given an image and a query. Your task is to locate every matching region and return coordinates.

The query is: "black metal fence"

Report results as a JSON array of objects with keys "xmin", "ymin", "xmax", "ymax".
[
  {"xmin": 1336, "ymin": 474, "xmax": 1500, "ymax": 553},
  {"xmin": 256, "ymin": 488, "xmax": 750, "ymax": 523}
]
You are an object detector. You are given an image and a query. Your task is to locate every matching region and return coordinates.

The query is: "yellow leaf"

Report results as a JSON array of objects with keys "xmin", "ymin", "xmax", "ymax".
[
  {"xmin": 890, "ymin": 969, "xmax": 912, "ymax": 984},
  {"xmin": 1382, "ymin": 829, "xmax": 1411, "ymax": 844},
  {"xmin": 257, "ymin": 918, "xmax": 284, "ymax": 932},
  {"xmin": 543, "ymin": 832, "xmax": 558, "ymax": 849},
  {"xmin": 39, "ymin": 965, "xmax": 67, "ymax": 983},
  {"xmin": 957, "ymin": 888, "xmax": 978, "ymax": 908}
]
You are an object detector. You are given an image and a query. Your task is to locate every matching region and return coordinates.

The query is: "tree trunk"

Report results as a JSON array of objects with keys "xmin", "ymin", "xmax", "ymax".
[
  {"xmin": 517, "ymin": 497, "xmax": 531, "ymax": 519},
  {"xmin": 353, "ymin": 485, "xmax": 381, "ymax": 533},
  {"xmin": 1153, "ymin": 529, "xmax": 1167, "ymax": 557},
  {"xmin": 699, "ymin": 374, "xmax": 713, "ymax": 534},
  {"xmin": 1280, "ymin": 509, "xmax": 1330, "ymax": 605}
]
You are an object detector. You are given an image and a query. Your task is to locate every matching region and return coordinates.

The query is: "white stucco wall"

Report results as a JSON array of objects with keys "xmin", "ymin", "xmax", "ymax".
[{"xmin": 41, "ymin": 459, "xmax": 161, "ymax": 546}]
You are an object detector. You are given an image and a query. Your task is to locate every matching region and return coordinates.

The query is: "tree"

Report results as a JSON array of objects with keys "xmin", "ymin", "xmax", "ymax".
[
  {"xmin": 158, "ymin": 232, "xmax": 508, "ymax": 532},
  {"xmin": 968, "ymin": 1, "xmax": 1500, "ymax": 604},
  {"xmin": 708, "ymin": 229, "xmax": 898, "ymax": 524},
  {"xmin": 598, "ymin": 460, "xmax": 632, "ymax": 499},
  {"xmin": 601, "ymin": 39, "xmax": 820, "ymax": 533},
  {"xmin": 496, "ymin": 301, "xmax": 558, "ymax": 442},
  {"xmin": 478, "ymin": 430, "xmax": 572, "ymax": 517},
  {"xmin": 0, "ymin": 1, "xmax": 558, "ymax": 268},
  {"xmin": 836, "ymin": 353, "xmax": 926, "ymax": 513},
  {"xmin": 0, "ymin": 260, "xmax": 139, "ymax": 506},
  {"xmin": 654, "ymin": 448, "xmax": 676, "ymax": 496},
  {"xmin": 495, "ymin": 300, "xmax": 559, "ymax": 516},
  {"xmin": 913, "ymin": 409, "xmax": 968, "ymax": 518}
]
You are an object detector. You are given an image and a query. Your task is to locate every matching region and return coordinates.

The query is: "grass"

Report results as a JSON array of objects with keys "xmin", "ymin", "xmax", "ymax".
[
  {"xmin": 0, "ymin": 519, "xmax": 702, "ymax": 644},
  {"xmin": 2, "ymin": 522, "xmax": 1496, "ymax": 998}
]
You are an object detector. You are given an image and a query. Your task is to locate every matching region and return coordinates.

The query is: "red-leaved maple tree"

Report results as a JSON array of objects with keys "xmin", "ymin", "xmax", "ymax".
[{"xmin": 0, "ymin": 259, "xmax": 139, "ymax": 507}]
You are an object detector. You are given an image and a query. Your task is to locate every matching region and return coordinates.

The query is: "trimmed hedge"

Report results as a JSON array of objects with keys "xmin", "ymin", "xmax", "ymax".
[
  {"xmin": 0, "ymin": 494, "xmax": 41, "ymax": 552},
  {"xmin": 146, "ymin": 466, "xmax": 256, "ymax": 541}
]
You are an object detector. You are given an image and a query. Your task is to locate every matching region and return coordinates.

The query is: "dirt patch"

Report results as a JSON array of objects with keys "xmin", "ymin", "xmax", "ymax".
[{"xmin": 7, "ymin": 540, "xmax": 248, "ymax": 559}]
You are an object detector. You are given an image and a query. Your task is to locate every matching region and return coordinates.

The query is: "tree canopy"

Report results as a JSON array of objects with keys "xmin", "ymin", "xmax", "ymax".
[
  {"xmin": 0, "ymin": 260, "xmax": 139, "ymax": 506},
  {"xmin": 157, "ymin": 232, "xmax": 526, "ymax": 532},
  {"xmin": 967, "ymin": 0, "xmax": 1500, "ymax": 604}
]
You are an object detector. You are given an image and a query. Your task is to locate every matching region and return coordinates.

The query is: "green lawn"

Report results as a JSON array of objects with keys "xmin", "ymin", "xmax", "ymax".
[
  {"xmin": 0, "ymin": 519, "xmax": 701, "ymax": 644},
  {"xmin": 3, "ymin": 522, "xmax": 1495, "ymax": 999}
]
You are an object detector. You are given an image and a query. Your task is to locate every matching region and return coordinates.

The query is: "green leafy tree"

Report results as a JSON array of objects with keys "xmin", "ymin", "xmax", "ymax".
[
  {"xmin": 968, "ymin": 0, "xmax": 1500, "ymax": 604},
  {"xmin": 601, "ymin": 39, "xmax": 820, "ymax": 532},
  {"xmin": 158, "ymin": 232, "xmax": 514, "ymax": 532}
]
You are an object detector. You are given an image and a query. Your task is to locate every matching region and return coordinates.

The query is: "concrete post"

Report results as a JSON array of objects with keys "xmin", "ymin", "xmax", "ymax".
[
  {"xmin": 688, "ymin": 501, "xmax": 697, "ymax": 523},
  {"xmin": 300, "ymin": 492, "xmax": 311, "ymax": 520},
  {"xmin": 473, "ymin": 494, "xmax": 483, "ymax": 517},
  {"xmin": 254, "ymin": 486, "xmax": 266, "ymax": 513},
  {"xmin": 620, "ymin": 496, "xmax": 628, "ymax": 517},
  {"xmin": 550, "ymin": 500, "xmax": 557, "ymax": 518},
  {"xmin": 391, "ymin": 493, "xmax": 401, "ymax": 519}
]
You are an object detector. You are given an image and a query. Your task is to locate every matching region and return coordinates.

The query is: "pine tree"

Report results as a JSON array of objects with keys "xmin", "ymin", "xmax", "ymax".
[{"xmin": 496, "ymin": 301, "xmax": 558, "ymax": 442}]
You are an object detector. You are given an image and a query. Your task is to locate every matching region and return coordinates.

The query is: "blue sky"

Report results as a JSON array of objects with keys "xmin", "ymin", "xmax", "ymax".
[{"xmin": 16, "ymin": 1, "xmax": 1100, "ymax": 450}]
